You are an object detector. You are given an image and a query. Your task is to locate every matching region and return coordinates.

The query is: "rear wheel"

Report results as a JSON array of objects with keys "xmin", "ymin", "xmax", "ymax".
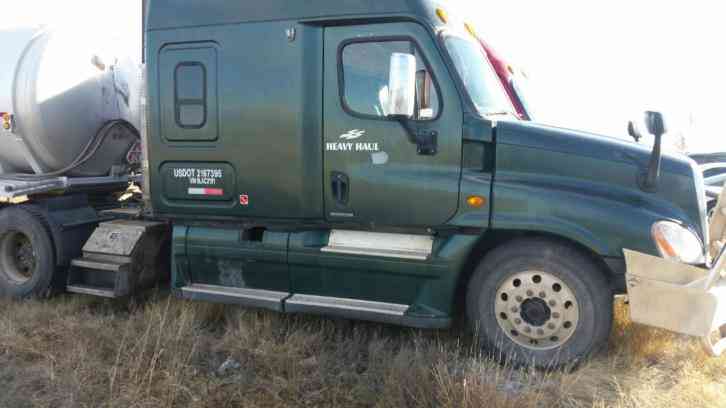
[
  {"xmin": 466, "ymin": 238, "xmax": 613, "ymax": 369},
  {"xmin": 0, "ymin": 207, "xmax": 56, "ymax": 298}
]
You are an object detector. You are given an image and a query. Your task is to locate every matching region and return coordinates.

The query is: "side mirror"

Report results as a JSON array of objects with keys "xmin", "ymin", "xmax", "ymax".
[
  {"xmin": 640, "ymin": 111, "xmax": 667, "ymax": 192},
  {"xmin": 387, "ymin": 53, "xmax": 417, "ymax": 119},
  {"xmin": 644, "ymin": 111, "xmax": 667, "ymax": 137}
]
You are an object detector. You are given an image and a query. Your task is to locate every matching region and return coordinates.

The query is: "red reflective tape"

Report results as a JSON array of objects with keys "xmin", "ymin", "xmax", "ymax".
[{"xmin": 204, "ymin": 188, "xmax": 224, "ymax": 196}]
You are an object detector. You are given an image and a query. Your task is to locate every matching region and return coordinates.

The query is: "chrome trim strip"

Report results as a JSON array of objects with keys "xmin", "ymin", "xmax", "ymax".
[
  {"xmin": 321, "ymin": 230, "xmax": 433, "ymax": 260},
  {"xmin": 286, "ymin": 294, "xmax": 408, "ymax": 316},
  {"xmin": 180, "ymin": 284, "xmax": 289, "ymax": 312}
]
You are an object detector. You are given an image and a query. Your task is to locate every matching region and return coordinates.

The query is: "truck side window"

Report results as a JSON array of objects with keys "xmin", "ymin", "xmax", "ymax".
[
  {"xmin": 341, "ymin": 40, "xmax": 439, "ymax": 120},
  {"xmin": 174, "ymin": 62, "xmax": 206, "ymax": 128}
]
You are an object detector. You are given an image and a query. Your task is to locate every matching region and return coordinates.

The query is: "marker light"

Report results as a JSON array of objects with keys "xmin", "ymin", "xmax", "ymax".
[
  {"xmin": 436, "ymin": 8, "xmax": 448, "ymax": 24},
  {"xmin": 467, "ymin": 195, "xmax": 486, "ymax": 208},
  {"xmin": 464, "ymin": 22, "xmax": 477, "ymax": 37},
  {"xmin": 1, "ymin": 113, "xmax": 10, "ymax": 130},
  {"xmin": 651, "ymin": 221, "xmax": 705, "ymax": 264}
]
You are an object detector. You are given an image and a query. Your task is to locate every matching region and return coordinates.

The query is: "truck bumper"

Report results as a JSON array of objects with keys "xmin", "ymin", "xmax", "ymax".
[{"xmin": 624, "ymin": 248, "xmax": 726, "ymax": 356}]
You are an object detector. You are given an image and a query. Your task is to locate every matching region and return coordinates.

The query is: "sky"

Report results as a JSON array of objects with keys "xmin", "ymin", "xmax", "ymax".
[
  {"xmin": 2, "ymin": 0, "xmax": 723, "ymax": 152},
  {"xmin": 456, "ymin": 0, "xmax": 725, "ymax": 152},
  {"xmin": 0, "ymin": 1, "xmax": 142, "ymax": 63}
]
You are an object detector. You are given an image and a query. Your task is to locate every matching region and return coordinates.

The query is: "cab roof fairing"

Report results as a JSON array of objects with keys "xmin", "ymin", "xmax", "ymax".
[{"xmin": 146, "ymin": 0, "xmax": 446, "ymax": 31}]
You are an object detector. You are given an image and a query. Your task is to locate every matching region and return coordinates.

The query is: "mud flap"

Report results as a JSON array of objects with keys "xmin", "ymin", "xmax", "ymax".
[{"xmin": 624, "ymin": 248, "xmax": 726, "ymax": 356}]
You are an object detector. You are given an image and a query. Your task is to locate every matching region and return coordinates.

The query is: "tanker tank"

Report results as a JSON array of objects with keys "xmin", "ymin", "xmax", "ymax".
[{"xmin": 0, "ymin": 26, "xmax": 141, "ymax": 177}]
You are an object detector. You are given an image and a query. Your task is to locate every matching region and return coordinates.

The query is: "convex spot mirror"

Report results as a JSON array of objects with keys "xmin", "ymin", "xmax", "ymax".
[
  {"xmin": 628, "ymin": 120, "xmax": 643, "ymax": 142},
  {"xmin": 386, "ymin": 53, "xmax": 417, "ymax": 119}
]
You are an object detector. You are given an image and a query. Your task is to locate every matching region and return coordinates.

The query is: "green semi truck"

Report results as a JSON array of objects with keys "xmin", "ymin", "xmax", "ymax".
[{"xmin": 1, "ymin": 0, "xmax": 724, "ymax": 368}]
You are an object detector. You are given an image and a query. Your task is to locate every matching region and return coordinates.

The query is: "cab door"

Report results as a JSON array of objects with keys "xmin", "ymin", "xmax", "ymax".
[{"xmin": 323, "ymin": 23, "xmax": 463, "ymax": 227}]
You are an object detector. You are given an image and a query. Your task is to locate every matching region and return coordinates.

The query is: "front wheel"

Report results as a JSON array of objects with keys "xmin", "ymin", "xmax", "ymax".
[{"xmin": 466, "ymin": 238, "xmax": 613, "ymax": 369}]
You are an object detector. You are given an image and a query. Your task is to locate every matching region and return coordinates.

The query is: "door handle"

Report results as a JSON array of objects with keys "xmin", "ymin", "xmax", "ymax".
[{"xmin": 331, "ymin": 172, "xmax": 349, "ymax": 205}]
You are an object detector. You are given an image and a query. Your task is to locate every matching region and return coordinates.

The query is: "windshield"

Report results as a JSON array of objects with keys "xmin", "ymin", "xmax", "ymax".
[{"xmin": 443, "ymin": 34, "xmax": 515, "ymax": 117}]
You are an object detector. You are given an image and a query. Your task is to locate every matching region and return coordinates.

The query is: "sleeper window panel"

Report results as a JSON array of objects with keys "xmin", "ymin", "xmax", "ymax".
[
  {"xmin": 175, "ymin": 63, "xmax": 206, "ymax": 128},
  {"xmin": 159, "ymin": 44, "xmax": 218, "ymax": 142}
]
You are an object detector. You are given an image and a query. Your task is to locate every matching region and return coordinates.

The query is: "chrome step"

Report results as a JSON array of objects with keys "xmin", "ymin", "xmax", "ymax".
[
  {"xmin": 66, "ymin": 284, "xmax": 116, "ymax": 298},
  {"xmin": 179, "ymin": 284, "xmax": 289, "ymax": 312},
  {"xmin": 285, "ymin": 294, "xmax": 409, "ymax": 325},
  {"xmin": 66, "ymin": 219, "xmax": 169, "ymax": 298},
  {"xmin": 321, "ymin": 230, "xmax": 433, "ymax": 260},
  {"xmin": 70, "ymin": 258, "xmax": 128, "ymax": 272}
]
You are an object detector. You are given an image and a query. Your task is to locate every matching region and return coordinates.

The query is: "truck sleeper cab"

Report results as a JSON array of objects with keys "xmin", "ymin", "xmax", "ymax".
[{"xmin": 0, "ymin": 0, "xmax": 711, "ymax": 370}]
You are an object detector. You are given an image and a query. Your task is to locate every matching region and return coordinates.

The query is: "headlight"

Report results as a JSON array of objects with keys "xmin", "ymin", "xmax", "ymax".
[{"xmin": 652, "ymin": 221, "xmax": 705, "ymax": 264}]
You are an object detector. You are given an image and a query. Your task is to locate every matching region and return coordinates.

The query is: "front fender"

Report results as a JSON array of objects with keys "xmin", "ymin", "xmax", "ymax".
[{"xmin": 491, "ymin": 172, "xmax": 692, "ymax": 258}]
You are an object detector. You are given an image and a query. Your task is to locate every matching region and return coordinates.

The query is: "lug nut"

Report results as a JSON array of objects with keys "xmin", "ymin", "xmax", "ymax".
[
  {"xmin": 552, "ymin": 312, "xmax": 560, "ymax": 319},
  {"xmin": 539, "ymin": 291, "xmax": 546, "ymax": 298},
  {"xmin": 514, "ymin": 318, "xmax": 522, "ymax": 325},
  {"xmin": 549, "ymin": 300, "xmax": 556, "ymax": 307},
  {"xmin": 511, "ymin": 307, "xmax": 519, "ymax": 313},
  {"xmin": 548, "ymin": 323, "xmax": 556, "ymax": 330},
  {"xmin": 516, "ymin": 296, "xmax": 523, "ymax": 303},
  {"xmin": 524, "ymin": 327, "xmax": 531, "ymax": 333},
  {"xmin": 526, "ymin": 290, "xmax": 534, "ymax": 297}
]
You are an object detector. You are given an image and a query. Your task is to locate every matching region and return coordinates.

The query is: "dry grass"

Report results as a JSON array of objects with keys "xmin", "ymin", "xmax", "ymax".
[{"xmin": 0, "ymin": 293, "xmax": 724, "ymax": 408}]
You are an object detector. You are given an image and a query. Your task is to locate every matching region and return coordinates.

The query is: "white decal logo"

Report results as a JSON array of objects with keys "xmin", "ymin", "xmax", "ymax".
[
  {"xmin": 327, "ymin": 129, "xmax": 379, "ymax": 152},
  {"xmin": 339, "ymin": 129, "xmax": 366, "ymax": 140}
]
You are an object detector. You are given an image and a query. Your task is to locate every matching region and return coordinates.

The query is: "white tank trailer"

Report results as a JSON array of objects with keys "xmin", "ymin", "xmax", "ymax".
[{"xmin": 0, "ymin": 26, "xmax": 141, "ymax": 177}]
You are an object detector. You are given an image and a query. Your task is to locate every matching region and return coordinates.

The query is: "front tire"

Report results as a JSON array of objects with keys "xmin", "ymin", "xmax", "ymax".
[
  {"xmin": 0, "ymin": 207, "xmax": 57, "ymax": 299},
  {"xmin": 466, "ymin": 238, "xmax": 613, "ymax": 368}
]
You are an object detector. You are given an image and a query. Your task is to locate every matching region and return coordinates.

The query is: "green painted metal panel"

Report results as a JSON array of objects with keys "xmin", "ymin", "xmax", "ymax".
[
  {"xmin": 147, "ymin": 22, "xmax": 325, "ymax": 220},
  {"xmin": 147, "ymin": 0, "xmax": 435, "ymax": 30},
  {"xmin": 179, "ymin": 226, "xmax": 290, "ymax": 292},
  {"xmin": 171, "ymin": 225, "xmax": 190, "ymax": 289},
  {"xmin": 491, "ymin": 120, "xmax": 704, "ymax": 257},
  {"xmin": 449, "ymin": 114, "xmax": 496, "ymax": 228},
  {"xmin": 288, "ymin": 230, "xmax": 428, "ymax": 305},
  {"xmin": 322, "ymin": 22, "xmax": 464, "ymax": 226},
  {"xmin": 409, "ymin": 234, "xmax": 479, "ymax": 316},
  {"xmin": 288, "ymin": 231, "xmax": 478, "ymax": 316}
]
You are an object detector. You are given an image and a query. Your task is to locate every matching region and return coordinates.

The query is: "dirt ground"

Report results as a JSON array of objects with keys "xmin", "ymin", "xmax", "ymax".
[{"xmin": 0, "ymin": 293, "xmax": 724, "ymax": 408}]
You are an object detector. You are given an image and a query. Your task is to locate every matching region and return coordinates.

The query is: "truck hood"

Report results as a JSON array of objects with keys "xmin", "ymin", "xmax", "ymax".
[{"xmin": 493, "ymin": 120, "xmax": 707, "ymax": 244}]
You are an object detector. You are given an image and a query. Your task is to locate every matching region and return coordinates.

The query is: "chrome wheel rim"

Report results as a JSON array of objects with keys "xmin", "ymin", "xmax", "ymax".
[{"xmin": 494, "ymin": 271, "xmax": 580, "ymax": 350}]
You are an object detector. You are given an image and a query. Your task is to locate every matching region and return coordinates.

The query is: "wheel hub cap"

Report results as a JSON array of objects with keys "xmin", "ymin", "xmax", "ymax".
[
  {"xmin": 521, "ymin": 297, "xmax": 551, "ymax": 327},
  {"xmin": 0, "ymin": 231, "xmax": 36, "ymax": 284},
  {"xmin": 494, "ymin": 271, "xmax": 580, "ymax": 350}
]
